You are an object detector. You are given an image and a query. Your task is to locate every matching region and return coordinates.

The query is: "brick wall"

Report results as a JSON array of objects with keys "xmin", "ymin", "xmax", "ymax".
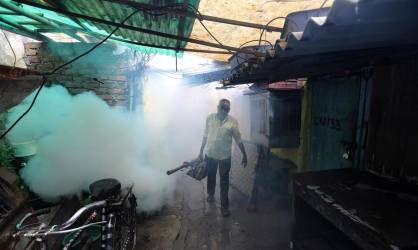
[
  {"xmin": 23, "ymin": 42, "xmax": 130, "ymax": 107},
  {"xmin": 0, "ymin": 75, "xmax": 43, "ymax": 113}
]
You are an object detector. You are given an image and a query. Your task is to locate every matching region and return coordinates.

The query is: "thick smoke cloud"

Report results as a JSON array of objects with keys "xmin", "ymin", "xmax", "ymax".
[
  {"xmin": 7, "ymin": 85, "xmax": 174, "ymax": 211},
  {"xmin": 6, "ymin": 76, "xmax": 250, "ymax": 212},
  {"xmin": 142, "ymin": 73, "xmax": 250, "ymax": 167}
]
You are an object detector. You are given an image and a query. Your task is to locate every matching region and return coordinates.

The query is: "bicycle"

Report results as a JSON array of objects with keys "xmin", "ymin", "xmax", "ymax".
[{"xmin": 13, "ymin": 178, "xmax": 137, "ymax": 250}]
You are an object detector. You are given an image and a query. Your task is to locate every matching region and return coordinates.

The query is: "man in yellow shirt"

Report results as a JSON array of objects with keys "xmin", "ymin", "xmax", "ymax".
[{"xmin": 199, "ymin": 99, "xmax": 247, "ymax": 217}]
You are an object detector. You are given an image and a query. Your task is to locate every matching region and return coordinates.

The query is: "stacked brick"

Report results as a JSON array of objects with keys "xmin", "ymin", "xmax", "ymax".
[{"xmin": 23, "ymin": 42, "xmax": 129, "ymax": 107}]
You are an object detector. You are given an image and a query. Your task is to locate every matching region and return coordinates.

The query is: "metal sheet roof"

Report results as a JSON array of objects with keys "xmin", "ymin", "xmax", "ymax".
[
  {"xmin": 186, "ymin": 0, "xmax": 333, "ymax": 61},
  {"xmin": 0, "ymin": 0, "xmax": 200, "ymax": 56},
  {"xmin": 0, "ymin": 0, "xmax": 334, "ymax": 59},
  {"xmin": 225, "ymin": 0, "xmax": 418, "ymax": 85},
  {"xmin": 59, "ymin": 0, "xmax": 198, "ymax": 48}
]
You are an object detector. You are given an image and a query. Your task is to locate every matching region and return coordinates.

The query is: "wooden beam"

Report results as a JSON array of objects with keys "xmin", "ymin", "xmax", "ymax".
[
  {"xmin": 35, "ymin": 28, "xmax": 77, "ymax": 33},
  {"xmin": 0, "ymin": 2, "xmax": 85, "ymax": 42},
  {"xmin": 17, "ymin": 21, "xmax": 41, "ymax": 25},
  {"xmin": 102, "ymin": 0, "xmax": 283, "ymax": 32},
  {"xmin": 0, "ymin": 11, "xmax": 19, "ymax": 15},
  {"xmin": 14, "ymin": 0, "xmax": 256, "ymax": 54},
  {"xmin": 43, "ymin": 0, "xmax": 90, "ymax": 30},
  {"xmin": 0, "ymin": 16, "xmax": 44, "ymax": 40},
  {"xmin": 0, "ymin": 1, "xmax": 59, "ymax": 28},
  {"xmin": 107, "ymin": 36, "xmax": 234, "ymax": 54}
]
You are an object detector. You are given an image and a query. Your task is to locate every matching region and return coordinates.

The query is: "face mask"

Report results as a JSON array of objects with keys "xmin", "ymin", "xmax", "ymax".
[
  {"xmin": 221, "ymin": 106, "xmax": 230, "ymax": 113},
  {"xmin": 218, "ymin": 105, "xmax": 230, "ymax": 116}
]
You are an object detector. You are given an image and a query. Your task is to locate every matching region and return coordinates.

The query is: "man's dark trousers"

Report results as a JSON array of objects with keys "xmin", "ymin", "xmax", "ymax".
[{"xmin": 206, "ymin": 156, "xmax": 231, "ymax": 209}]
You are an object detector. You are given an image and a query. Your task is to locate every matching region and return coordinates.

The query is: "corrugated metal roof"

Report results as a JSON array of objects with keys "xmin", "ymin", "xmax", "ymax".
[
  {"xmin": 186, "ymin": 0, "xmax": 333, "ymax": 61},
  {"xmin": 59, "ymin": 0, "xmax": 198, "ymax": 48},
  {"xmin": 224, "ymin": 0, "xmax": 418, "ymax": 85},
  {"xmin": 0, "ymin": 0, "xmax": 336, "ymax": 59},
  {"xmin": 0, "ymin": 0, "xmax": 200, "ymax": 56}
]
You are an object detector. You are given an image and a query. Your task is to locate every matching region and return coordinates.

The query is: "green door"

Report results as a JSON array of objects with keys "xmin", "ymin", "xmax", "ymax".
[{"xmin": 307, "ymin": 76, "xmax": 362, "ymax": 171}]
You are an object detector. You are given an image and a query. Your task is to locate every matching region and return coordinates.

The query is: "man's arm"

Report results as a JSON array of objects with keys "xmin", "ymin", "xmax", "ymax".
[
  {"xmin": 238, "ymin": 142, "xmax": 248, "ymax": 167},
  {"xmin": 232, "ymin": 121, "xmax": 247, "ymax": 167},
  {"xmin": 199, "ymin": 116, "xmax": 209, "ymax": 160},
  {"xmin": 199, "ymin": 136, "xmax": 207, "ymax": 160}
]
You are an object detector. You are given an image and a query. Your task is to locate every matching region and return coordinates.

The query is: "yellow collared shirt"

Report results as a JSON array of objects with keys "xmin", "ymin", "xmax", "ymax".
[{"xmin": 204, "ymin": 113, "xmax": 242, "ymax": 160}]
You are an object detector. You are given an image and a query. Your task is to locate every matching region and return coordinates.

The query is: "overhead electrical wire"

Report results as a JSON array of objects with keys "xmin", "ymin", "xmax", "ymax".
[
  {"xmin": 230, "ymin": 16, "xmax": 301, "ymax": 78},
  {"xmin": 229, "ymin": 0, "xmax": 330, "ymax": 83},
  {"xmin": 0, "ymin": 10, "xmax": 140, "ymax": 140},
  {"xmin": 181, "ymin": 3, "xmax": 255, "ymax": 63},
  {"xmin": 105, "ymin": 1, "xmax": 240, "ymax": 54},
  {"xmin": 137, "ymin": 2, "xmax": 264, "ymax": 80},
  {"xmin": 238, "ymin": 40, "xmax": 273, "ymax": 53},
  {"xmin": 15, "ymin": 0, "xmax": 248, "ymax": 55},
  {"xmin": 88, "ymin": 35, "xmax": 232, "ymax": 54},
  {"xmin": 320, "ymin": 0, "xmax": 329, "ymax": 9},
  {"xmin": 120, "ymin": 3, "xmax": 234, "ymax": 55},
  {"xmin": 161, "ymin": 3, "xmax": 234, "ymax": 54},
  {"xmin": 125, "ymin": 2, "xmax": 265, "ymax": 56},
  {"xmin": 229, "ymin": 40, "xmax": 273, "ymax": 75},
  {"xmin": 1, "ymin": 1, "xmax": 270, "ymax": 140},
  {"xmin": 126, "ymin": 2, "xmax": 255, "ymax": 59},
  {"xmin": 258, "ymin": 16, "xmax": 300, "ymax": 48},
  {"xmin": 136, "ymin": 3, "xmax": 286, "ymax": 82},
  {"xmin": 14, "ymin": 0, "xmax": 256, "ymax": 55}
]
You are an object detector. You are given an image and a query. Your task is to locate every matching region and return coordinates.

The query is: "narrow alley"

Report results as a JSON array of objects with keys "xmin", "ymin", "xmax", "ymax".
[
  {"xmin": 137, "ymin": 175, "xmax": 292, "ymax": 250},
  {"xmin": 1, "ymin": 1, "xmax": 418, "ymax": 249}
]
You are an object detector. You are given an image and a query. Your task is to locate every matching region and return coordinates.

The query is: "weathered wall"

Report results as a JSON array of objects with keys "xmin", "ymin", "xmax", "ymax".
[
  {"xmin": 230, "ymin": 87, "xmax": 310, "ymax": 196},
  {"xmin": 271, "ymin": 75, "xmax": 364, "ymax": 173},
  {"xmin": 271, "ymin": 86, "xmax": 311, "ymax": 173},
  {"xmin": 23, "ymin": 42, "xmax": 129, "ymax": 107},
  {"xmin": 0, "ymin": 75, "xmax": 43, "ymax": 113},
  {"xmin": 367, "ymin": 56, "xmax": 418, "ymax": 184}
]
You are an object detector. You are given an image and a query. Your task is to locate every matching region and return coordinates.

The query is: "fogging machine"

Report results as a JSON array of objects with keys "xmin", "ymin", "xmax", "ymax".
[{"xmin": 166, "ymin": 158, "xmax": 207, "ymax": 181}]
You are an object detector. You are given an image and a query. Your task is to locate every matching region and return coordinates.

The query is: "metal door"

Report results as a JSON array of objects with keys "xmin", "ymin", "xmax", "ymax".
[{"xmin": 307, "ymin": 76, "xmax": 361, "ymax": 171}]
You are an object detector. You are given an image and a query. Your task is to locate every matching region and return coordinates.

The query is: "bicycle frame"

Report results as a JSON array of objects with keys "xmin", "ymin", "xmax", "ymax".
[
  {"xmin": 15, "ymin": 185, "xmax": 135, "ymax": 250},
  {"xmin": 22, "ymin": 222, "xmax": 106, "ymax": 250}
]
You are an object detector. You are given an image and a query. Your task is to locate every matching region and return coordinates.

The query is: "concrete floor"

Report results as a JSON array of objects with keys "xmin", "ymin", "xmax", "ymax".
[{"xmin": 136, "ymin": 175, "xmax": 292, "ymax": 250}]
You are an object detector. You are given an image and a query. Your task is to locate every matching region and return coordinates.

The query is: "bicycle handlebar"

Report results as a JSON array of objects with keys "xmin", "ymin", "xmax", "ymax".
[
  {"xmin": 16, "ymin": 200, "xmax": 107, "ymax": 234},
  {"xmin": 60, "ymin": 200, "xmax": 106, "ymax": 230},
  {"xmin": 15, "ymin": 221, "xmax": 107, "ymax": 238},
  {"xmin": 15, "ymin": 185, "xmax": 134, "ymax": 240},
  {"xmin": 16, "ymin": 208, "xmax": 51, "ymax": 230},
  {"xmin": 32, "ymin": 208, "xmax": 51, "ymax": 217}
]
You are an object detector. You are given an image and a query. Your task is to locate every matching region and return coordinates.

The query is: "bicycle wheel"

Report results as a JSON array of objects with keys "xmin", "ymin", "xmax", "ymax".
[{"xmin": 112, "ymin": 194, "xmax": 137, "ymax": 250}]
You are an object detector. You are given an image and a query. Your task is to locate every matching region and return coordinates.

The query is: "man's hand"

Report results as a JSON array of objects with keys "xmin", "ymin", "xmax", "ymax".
[
  {"xmin": 238, "ymin": 142, "xmax": 248, "ymax": 168},
  {"xmin": 199, "ymin": 137, "xmax": 207, "ymax": 161},
  {"xmin": 242, "ymin": 154, "xmax": 247, "ymax": 168}
]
